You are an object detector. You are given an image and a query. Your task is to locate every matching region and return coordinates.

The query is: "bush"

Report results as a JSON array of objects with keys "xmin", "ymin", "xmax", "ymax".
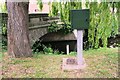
[
  {"xmin": 48, "ymin": 21, "xmax": 73, "ymax": 34},
  {"xmin": 69, "ymin": 51, "xmax": 77, "ymax": 55},
  {"xmin": 32, "ymin": 41, "xmax": 42, "ymax": 52},
  {"xmin": 1, "ymin": 18, "xmax": 7, "ymax": 50},
  {"xmin": 43, "ymin": 46, "xmax": 53, "ymax": 54},
  {"xmin": 42, "ymin": 45, "xmax": 62, "ymax": 55}
]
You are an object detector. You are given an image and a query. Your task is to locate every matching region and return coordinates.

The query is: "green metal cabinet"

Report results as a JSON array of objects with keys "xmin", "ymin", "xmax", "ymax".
[{"xmin": 70, "ymin": 9, "xmax": 90, "ymax": 30}]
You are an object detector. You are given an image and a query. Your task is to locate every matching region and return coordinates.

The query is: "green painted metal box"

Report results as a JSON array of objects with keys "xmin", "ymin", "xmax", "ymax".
[{"xmin": 70, "ymin": 9, "xmax": 90, "ymax": 29}]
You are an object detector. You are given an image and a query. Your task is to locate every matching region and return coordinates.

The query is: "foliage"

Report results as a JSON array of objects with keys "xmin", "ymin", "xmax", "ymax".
[
  {"xmin": 2, "ymin": 19, "xmax": 7, "ymax": 36},
  {"xmin": 49, "ymin": 1, "xmax": 59, "ymax": 17},
  {"xmin": 47, "ymin": 1, "xmax": 82, "ymax": 34},
  {"xmin": 37, "ymin": 0, "xmax": 43, "ymax": 11},
  {"xmin": 48, "ymin": 21, "xmax": 59, "ymax": 32},
  {"xmin": 54, "ymin": 50, "xmax": 63, "ymax": 55},
  {"xmin": 0, "ymin": 2, "xmax": 7, "ymax": 13},
  {"xmin": 88, "ymin": 2, "xmax": 119, "ymax": 48},
  {"xmin": 32, "ymin": 40, "xmax": 42, "ymax": 53},
  {"xmin": 69, "ymin": 51, "xmax": 77, "ymax": 55},
  {"xmin": 43, "ymin": 45, "xmax": 54, "ymax": 54},
  {"xmin": 58, "ymin": 23, "xmax": 73, "ymax": 34},
  {"xmin": 44, "ymin": 2, "xmax": 119, "ymax": 49},
  {"xmin": 1, "ymin": 1, "xmax": 119, "ymax": 51},
  {"xmin": 0, "ymin": 2, "xmax": 7, "ymax": 49},
  {"xmin": 42, "ymin": 45, "xmax": 63, "ymax": 55},
  {"xmin": 49, "ymin": 1, "xmax": 81, "ymax": 24},
  {"xmin": 0, "ymin": 14, "xmax": 7, "ymax": 49},
  {"xmin": 32, "ymin": 41, "xmax": 62, "ymax": 55},
  {"xmin": 48, "ymin": 21, "xmax": 73, "ymax": 34}
]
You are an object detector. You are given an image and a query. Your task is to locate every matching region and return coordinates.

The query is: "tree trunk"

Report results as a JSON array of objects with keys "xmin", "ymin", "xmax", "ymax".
[{"xmin": 7, "ymin": 2, "xmax": 32, "ymax": 58}]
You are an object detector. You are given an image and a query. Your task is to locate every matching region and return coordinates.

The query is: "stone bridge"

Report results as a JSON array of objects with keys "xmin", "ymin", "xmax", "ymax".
[
  {"xmin": 29, "ymin": 25, "xmax": 48, "ymax": 46},
  {"xmin": 1, "ymin": 13, "xmax": 60, "ymax": 46},
  {"xmin": 28, "ymin": 13, "xmax": 60, "ymax": 46}
]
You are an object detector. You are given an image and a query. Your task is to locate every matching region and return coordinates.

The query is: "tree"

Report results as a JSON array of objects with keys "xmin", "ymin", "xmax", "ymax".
[
  {"xmin": 88, "ymin": 2, "xmax": 119, "ymax": 48},
  {"xmin": 7, "ymin": 1, "xmax": 32, "ymax": 58},
  {"xmin": 38, "ymin": 1, "xmax": 119, "ymax": 49},
  {"xmin": 0, "ymin": 2, "xmax": 7, "ymax": 13}
]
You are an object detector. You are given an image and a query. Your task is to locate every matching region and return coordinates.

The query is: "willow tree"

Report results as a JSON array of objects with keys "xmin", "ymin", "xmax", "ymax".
[
  {"xmin": 88, "ymin": 2, "xmax": 119, "ymax": 48},
  {"xmin": 0, "ymin": 2, "xmax": 7, "ymax": 13},
  {"xmin": 38, "ymin": 1, "xmax": 119, "ymax": 49},
  {"xmin": 49, "ymin": 1, "xmax": 82, "ymax": 24},
  {"xmin": 7, "ymin": 1, "xmax": 32, "ymax": 58}
]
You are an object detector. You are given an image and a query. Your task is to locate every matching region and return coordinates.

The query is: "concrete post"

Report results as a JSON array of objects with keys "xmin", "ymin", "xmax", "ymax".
[
  {"xmin": 77, "ymin": 30, "xmax": 83, "ymax": 65},
  {"xmin": 66, "ymin": 44, "xmax": 69, "ymax": 55}
]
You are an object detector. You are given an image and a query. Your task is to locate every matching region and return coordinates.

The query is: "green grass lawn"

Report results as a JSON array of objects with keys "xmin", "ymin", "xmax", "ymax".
[{"xmin": 2, "ymin": 48, "xmax": 119, "ymax": 78}]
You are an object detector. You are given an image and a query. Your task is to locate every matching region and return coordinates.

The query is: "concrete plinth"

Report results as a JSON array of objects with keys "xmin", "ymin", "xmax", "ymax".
[{"xmin": 62, "ymin": 58, "xmax": 86, "ymax": 71}]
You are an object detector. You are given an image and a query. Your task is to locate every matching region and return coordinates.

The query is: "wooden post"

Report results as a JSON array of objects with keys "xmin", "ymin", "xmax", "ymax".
[
  {"xmin": 66, "ymin": 44, "xmax": 69, "ymax": 55},
  {"xmin": 77, "ymin": 30, "xmax": 83, "ymax": 65}
]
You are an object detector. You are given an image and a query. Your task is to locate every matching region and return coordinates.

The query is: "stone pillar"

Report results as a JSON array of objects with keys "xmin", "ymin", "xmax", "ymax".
[{"xmin": 77, "ymin": 30, "xmax": 83, "ymax": 65}]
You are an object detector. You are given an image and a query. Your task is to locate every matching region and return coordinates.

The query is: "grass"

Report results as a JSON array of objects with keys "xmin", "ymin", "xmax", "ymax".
[
  {"xmin": 2, "ymin": 48, "xmax": 119, "ymax": 78},
  {"xmin": 0, "ymin": 53, "xmax": 2, "ymax": 61}
]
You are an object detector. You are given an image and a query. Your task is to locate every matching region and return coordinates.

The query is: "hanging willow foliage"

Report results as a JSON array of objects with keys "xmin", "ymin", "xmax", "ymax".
[
  {"xmin": 37, "ymin": 0, "xmax": 43, "ymax": 11},
  {"xmin": 48, "ymin": 1, "xmax": 82, "ymax": 34},
  {"xmin": 0, "ymin": 2, "xmax": 7, "ymax": 13},
  {"xmin": 38, "ymin": 1, "xmax": 119, "ymax": 49},
  {"xmin": 49, "ymin": 1, "xmax": 82, "ymax": 24},
  {"xmin": 88, "ymin": 2, "xmax": 118, "ymax": 48}
]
